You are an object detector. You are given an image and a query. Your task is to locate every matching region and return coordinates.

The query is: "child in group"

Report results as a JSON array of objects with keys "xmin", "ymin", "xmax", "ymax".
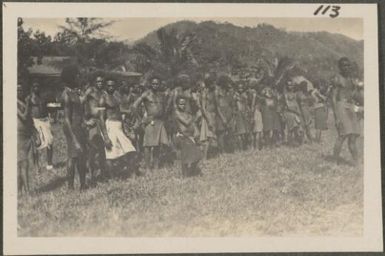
[{"xmin": 174, "ymin": 96, "xmax": 203, "ymax": 177}]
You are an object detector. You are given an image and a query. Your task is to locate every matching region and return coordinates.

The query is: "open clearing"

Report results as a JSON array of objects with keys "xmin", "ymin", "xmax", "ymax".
[{"xmin": 18, "ymin": 119, "xmax": 363, "ymax": 237}]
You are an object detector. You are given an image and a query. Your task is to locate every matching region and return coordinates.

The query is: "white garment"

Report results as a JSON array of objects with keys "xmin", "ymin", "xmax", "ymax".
[
  {"xmin": 105, "ymin": 119, "xmax": 136, "ymax": 159},
  {"xmin": 33, "ymin": 117, "xmax": 53, "ymax": 150}
]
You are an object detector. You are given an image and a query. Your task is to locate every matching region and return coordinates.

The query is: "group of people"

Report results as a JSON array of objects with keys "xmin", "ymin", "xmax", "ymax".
[{"xmin": 17, "ymin": 57, "xmax": 364, "ymax": 194}]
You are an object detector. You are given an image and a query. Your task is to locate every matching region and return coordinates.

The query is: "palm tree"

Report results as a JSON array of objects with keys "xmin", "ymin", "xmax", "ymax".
[
  {"xmin": 58, "ymin": 18, "xmax": 114, "ymax": 45},
  {"xmin": 133, "ymin": 27, "xmax": 198, "ymax": 80}
]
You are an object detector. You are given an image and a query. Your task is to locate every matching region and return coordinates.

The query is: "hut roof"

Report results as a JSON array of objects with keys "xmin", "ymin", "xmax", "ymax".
[{"xmin": 28, "ymin": 56, "xmax": 74, "ymax": 77}]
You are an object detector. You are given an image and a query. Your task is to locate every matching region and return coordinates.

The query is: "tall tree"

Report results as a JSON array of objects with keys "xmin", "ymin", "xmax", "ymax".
[
  {"xmin": 57, "ymin": 18, "xmax": 114, "ymax": 67},
  {"xmin": 17, "ymin": 18, "xmax": 34, "ymax": 80},
  {"xmin": 58, "ymin": 18, "xmax": 114, "ymax": 45},
  {"xmin": 133, "ymin": 28, "xmax": 198, "ymax": 80}
]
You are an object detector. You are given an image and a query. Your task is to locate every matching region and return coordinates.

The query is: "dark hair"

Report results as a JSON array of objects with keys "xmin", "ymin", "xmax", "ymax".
[
  {"xmin": 176, "ymin": 95, "xmax": 187, "ymax": 104},
  {"xmin": 61, "ymin": 65, "xmax": 79, "ymax": 86},
  {"xmin": 105, "ymin": 77, "xmax": 116, "ymax": 84},
  {"xmin": 217, "ymin": 74, "xmax": 232, "ymax": 87},
  {"xmin": 338, "ymin": 57, "xmax": 350, "ymax": 67}
]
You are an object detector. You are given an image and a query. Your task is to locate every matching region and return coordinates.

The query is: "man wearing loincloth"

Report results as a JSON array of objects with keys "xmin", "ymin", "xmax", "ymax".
[
  {"xmin": 233, "ymin": 81, "xmax": 251, "ymax": 151},
  {"xmin": 26, "ymin": 81, "xmax": 54, "ymax": 172},
  {"xmin": 174, "ymin": 96, "xmax": 203, "ymax": 177},
  {"xmin": 99, "ymin": 78, "xmax": 138, "ymax": 177},
  {"xmin": 60, "ymin": 65, "xmax": 88, "ymax": 190},
  {"xmin": 199, "ymin": 73, "xmax": 218, "ymax": 160},
  {"xmin": 133, "ymin": 76, "xmax": 169, "ymax": 170},
  {"xmin": 311, "ymin": 83, "xmax": 329, "ymax": 143},
  {"xmin": 215, "ymin": 74, "xmax": 234, "ymax": 154},
  {"xmin": 84, "ymin": 75, "xmax": 108, "ymax": 182},
  {"xmin": 331, "ymin": 57, "xmax": 363, "ymax": 166},
  {"xmin": 283, "ymin": 81, "xmax": 303, "ymax": 146},
  {"xmin": 17, "ymin": 82, "xmax": 33, "ymax": 194}
]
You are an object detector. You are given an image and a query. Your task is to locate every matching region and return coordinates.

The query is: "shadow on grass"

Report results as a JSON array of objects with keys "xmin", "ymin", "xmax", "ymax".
[
  {"xmin": 53, "ymin": 161, "xmax": 66, "ymax": 169},
  {"xmin": 322, "ymin": 154, "xmax": 352, "ymax": 166},
  {"xmin": 35, "ymin": 176, "xmax": 67, "ymax": 193}
]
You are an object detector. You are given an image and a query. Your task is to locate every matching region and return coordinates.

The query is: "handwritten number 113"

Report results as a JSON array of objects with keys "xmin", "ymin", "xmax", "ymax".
[{"xmin": 314, "ymin": 5, "xmax": 340, "ymax": 18}]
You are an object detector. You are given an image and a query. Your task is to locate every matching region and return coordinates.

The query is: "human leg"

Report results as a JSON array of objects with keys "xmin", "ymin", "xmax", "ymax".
[
  {"xmin": 348, "ymin": 135, "xmax": 359, "ymax": 165},
  {"xmin": 67, "ymin": 158, "xmax": 75, "ymax": 190},
  {"xmin": 333, "ymin": 135, "xmax": 347, "ymax": 161},
  {"xmin": 46, "ymin": 145, "xmax": 53, "ymax": 169}
]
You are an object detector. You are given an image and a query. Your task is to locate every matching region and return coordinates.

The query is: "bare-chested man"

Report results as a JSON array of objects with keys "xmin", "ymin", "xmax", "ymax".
[
  {"xmin": 331, "ymin": 57, "xmax": 363, "ymax": 165},
  {"xmin": 99, "ymin": 78, "xmax": 138, "ymax": 177},
  {"xmin": 283, "ymin": 81, "xmax": 303, "ymax": 146},
  {"xmin": 215, "ymin": 74, "xmax": 234, "ymax": 153},
  {"xmin": 133, "ymin": 76, "xmax": 169, "ymax": 170},
  {"xmin": 26, "ymin": 82, "xmax": 54, "ymax": 172},
  {"xmin": 18, "ymin": 82, "xmax": 33, "ymax": 194},
  {"xmin": 233, "ymin": 81, "xmax": 250, "ymax": 151},
  {"xmin": 84, "ymin": 75, "xmax": 108, "ymax": 182},
  {"xmin": 199, "ymin": 73, "xmax": 217, "ymax": 160},
  {"xmin": 174, "ymin": 96, "xmax": 202, "ymax": 177},
  {"xmin": 60, "ymin": 65, "xmax": 88, "ymax": 190}
]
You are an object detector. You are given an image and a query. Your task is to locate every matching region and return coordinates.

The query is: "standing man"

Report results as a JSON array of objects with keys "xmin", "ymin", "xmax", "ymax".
[
  {"xmin": 60, "ymin": 65, "xmax": 88, "ymax": 190},
  {"xmin": 18, "ymin": 82, "xmax": 33, "ymax": 194},
  {"xmin": 311, "ymin": 83, "xmax": 329, "ymax": 143},
  {"xmin": 283, "ymin": 81, "xmax": 303, "ymax": 146},
  {"xmin": 233, "ymin": 81, "xmax": 250, "ymax": 151},
  {"xmin": 99, "ymin": 78, "xmax": 138, "ymax": 177},
  {"xmin": 26, "ymin": 81, "xmax": 54, "ymax": 172},
  {"xmin": 215, "ymin": 74, "xmax": 234, "ymax": 154},
  {"xmin": 133, "ymin": 76, "xmax": 169, "ymax": 170},
  {"xmin": 331, "ymin": 57, "xmax": 362, "ymax": 165},
  {"xmin": 297, "ymin": 81, "xmax": 314, "ymax": 143},
  {"xmin": 174, "ymin": 96, "xmax": 203, "ymax": 177},
  {"xmin": 199, "ymin": 73, "xmax": 217, "ymax": 160},
  {"xmin": 84, "ymin": 75, "xmax": 108, "ymax": 182}
]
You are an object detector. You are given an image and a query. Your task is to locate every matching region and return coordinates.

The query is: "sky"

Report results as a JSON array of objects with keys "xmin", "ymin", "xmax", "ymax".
[{"xmin": 23, "ymin": 17, "xmax": 363, "ymax": 42}]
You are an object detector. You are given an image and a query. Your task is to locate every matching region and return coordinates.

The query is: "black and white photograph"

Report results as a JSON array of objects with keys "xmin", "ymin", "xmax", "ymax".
[{"xmin": 3, "ymin": 2, "xmax": 382, "ymax": 254}]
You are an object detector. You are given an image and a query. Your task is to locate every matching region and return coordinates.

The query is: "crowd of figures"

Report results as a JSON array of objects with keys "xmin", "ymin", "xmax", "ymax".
[{"xmin": 17, "ymin": 57, "xmax": 364, "ymax": 193}]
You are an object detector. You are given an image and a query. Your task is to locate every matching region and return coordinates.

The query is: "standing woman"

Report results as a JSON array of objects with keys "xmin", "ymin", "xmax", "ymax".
[
  {"xmin": 297, "ymin": 81, "xmax": 314, "ymax": 143},
  {"xmin": 260, "ymin": 85, "xmax": 278, "ymax": 148},
  {"xmin": 60, "ymin": 65, "xmax": 88, "ymax": 190},
  {"xmin": 331, "ymin": 57, "xmax": 362, "ymax": 165},
  {"xmin": 17, "ymin": 82, "xmax": 34, "ymax": 195},
  {"xmin": 311, "ymin": 82, "xmax": 329, "ymax": 143}
]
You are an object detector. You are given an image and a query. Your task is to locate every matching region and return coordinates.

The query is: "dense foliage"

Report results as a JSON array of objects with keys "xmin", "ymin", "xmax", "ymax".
[{"xmin": 18, "ymin": 19, "xmax": 363, "ymax": 85}]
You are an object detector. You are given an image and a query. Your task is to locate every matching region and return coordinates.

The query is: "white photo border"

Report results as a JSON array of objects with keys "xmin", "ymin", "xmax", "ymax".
[{"xmin": 3, "ymin": 2, "xmax": 382, "ymax": 254}]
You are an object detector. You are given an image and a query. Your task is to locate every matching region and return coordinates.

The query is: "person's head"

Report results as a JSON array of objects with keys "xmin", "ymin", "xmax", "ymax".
[
  {"xmin": 95, "ymin": 75, "xmax": 104, "ymax": 90},
  {"xmin": 17, "ymin": 83, "xmax": 26, "ymax": 99},
  {"xmin": 300, "ymin": 81, "xmax": 308, "ymax": 93},
  {"xmin": 121, "ymin": 83, "xmax": 131, "ymax": 95},
  {"xmin": 31, "ymin": 81, "xmax": 40, "ymax": 94},
  {"xmin": 176, "ymin": 96, "xmax": 187, "ymax": 112},
  {"xmin": 217, "ymin": 74, "xmax": 231, "ymax": 90},
  {"xmin": 177, "ymin": 74, "xmax": 191, "ymax": 90},
  {"xmin": 150, "ymin": 76, "xmax": 160, "ymax": 91},
  {"xmin": 105, "ymin": 78, "xmax": 116, "ymax": 94},
  {"xmin": 61, "ymin": 65, "xmax": 80, "ymax": 88},
  {"xmin": 263, "ymin": 86, "xmax": 273, "ymax": 98},
  {"xmin": 286, "ymin": 80, "xmax": 295, "ymax": 91},
  {"xmin": 132, "ymin": 83, "xmax": 141, "ymax": 94},
  {"xmin": 237, "ymin": 81, "xmax": 246, "ymax": 92},
  {"xmin": 338, "ymin": 57, "xmax": 352, "ymax": 76},
  {"xmin": 204, "ymin": 72, "xmax": 216, "ymax": 89}
]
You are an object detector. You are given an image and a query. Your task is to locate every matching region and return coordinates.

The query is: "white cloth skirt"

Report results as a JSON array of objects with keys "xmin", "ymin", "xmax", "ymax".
[
  {"xmin": 105, "ymin": 119, "xmax": 136, "ymax": 159},
  {"xmin": 33, "ymin": 117, "xmax": 53, "ymax": 150}
]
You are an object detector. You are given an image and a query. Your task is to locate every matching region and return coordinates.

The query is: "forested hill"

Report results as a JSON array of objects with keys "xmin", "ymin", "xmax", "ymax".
[{"xmin": 137, "ymin": 20, "xmax": 363, "ymax": 80}]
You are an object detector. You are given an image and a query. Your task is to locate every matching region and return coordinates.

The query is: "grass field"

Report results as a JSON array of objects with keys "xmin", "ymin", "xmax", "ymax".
[{"xmin": 18, "ymin": 117, "xmax": 363, "ymax": 237}]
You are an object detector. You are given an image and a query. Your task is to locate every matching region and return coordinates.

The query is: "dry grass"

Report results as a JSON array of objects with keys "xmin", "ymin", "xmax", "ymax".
[{"xmin": 18, "ymin": 118, "xmax": 363, "ymax": 237}]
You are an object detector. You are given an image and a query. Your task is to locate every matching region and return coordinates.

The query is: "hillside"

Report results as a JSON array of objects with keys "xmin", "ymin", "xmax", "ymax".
[{"xmin": 136, "ymin": 20, "xmax": 363, "ymax": 80}]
